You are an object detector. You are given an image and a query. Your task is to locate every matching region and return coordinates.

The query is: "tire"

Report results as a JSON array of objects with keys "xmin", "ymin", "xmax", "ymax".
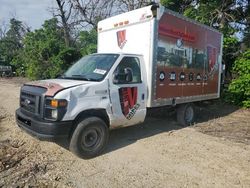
[
  {"xmin": 69, "ymin": 117, "xmax": 109, "ymax": 159},
  {"xmin": 177, "ymin": 103, "xmax": 195, "ymax": 126}
]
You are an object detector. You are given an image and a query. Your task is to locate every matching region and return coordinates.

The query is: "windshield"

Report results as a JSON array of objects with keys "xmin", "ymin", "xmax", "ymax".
[{"xmin": 62, "ymin": 54, "xmax": 119, "ymax": 81}]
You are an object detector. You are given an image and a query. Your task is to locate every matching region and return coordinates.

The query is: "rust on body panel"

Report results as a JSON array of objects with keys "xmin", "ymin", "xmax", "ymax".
[{"xmin": 25, "ymin": 81, "xmax": 64, "ymax": 97}]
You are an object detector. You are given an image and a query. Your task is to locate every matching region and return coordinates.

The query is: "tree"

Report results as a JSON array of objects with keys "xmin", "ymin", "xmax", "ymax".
[
  {"xmin": 160, "ymin": 0, "xmax": 192, "ymax": 13},
  {"xmin": 53, "ymin": 0, "xmax": 73, "ymax": 47},
  {"xmin": 243, "ymin": 0, "xmax": 250, "ymax": 47},
  {"xmin": 12, "ymin": 18, "xmax": 80, "ymax": 79},
  {"xmin": 117, "ymin": 0, "xmax": 150, "ymax": 12},
  {"xmin": 77, "ymin": 29, "xmax": 97, "ymax": 55},
  {"xmin": 0, "ymin": 21, "xmax": 8, "ymax": 39},
  {"xmin": 227, "ymin": 49, "xmax": 250, "ymax": 108},
  {"xmin": 0, "ymin": 18, "xmax": 28, "ymax": 66},
  {"xmin": 223, "ymin": 36, "xmax": 240, "ymax": 79},
  {"xmin": 67, "ymin": 0, "xmax": 151, "ymax": 29},
  {"xmin": 70, "ymin": 0, "xmax": 117, "ymax": 29}
]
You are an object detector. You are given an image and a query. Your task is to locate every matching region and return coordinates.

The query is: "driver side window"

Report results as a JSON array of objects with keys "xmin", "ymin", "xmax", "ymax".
[{"xmin": 113, "ymin": 57, "xmax": 141, "ymax": 84}]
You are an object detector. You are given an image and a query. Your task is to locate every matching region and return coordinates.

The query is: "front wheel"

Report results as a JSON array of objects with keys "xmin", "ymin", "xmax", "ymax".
[
  {"xmin": 177, "ymin": 103, "xmax": 195, "ymax": 126},
  {"xmin": 69, "ymin": 117, "xmax": 109, "ymax": 159}
]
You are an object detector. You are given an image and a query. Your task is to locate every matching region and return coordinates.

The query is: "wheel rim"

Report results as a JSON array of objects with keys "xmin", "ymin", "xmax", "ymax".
[
  {"xmin": 185, "ymin": 106, "xmax": 194, "ymax": 123},
  {"xmin": 81, "ymin": 128, "xmax": 101, "ymax": 149}
]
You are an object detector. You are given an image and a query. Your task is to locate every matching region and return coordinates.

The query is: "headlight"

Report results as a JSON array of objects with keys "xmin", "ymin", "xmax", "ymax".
[
  {"xmin": 51, "ymin": 109, "xmax": 58, "ymax": 119},
  {"xmin": 44, "ymin": 98, "xmax": 68, "ymax": 121}
]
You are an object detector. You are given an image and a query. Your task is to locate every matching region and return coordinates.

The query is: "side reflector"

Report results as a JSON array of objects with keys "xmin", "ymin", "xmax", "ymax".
[{"xmin": 59, "ymin": 100, "xmax": 67, "ymax": 107}]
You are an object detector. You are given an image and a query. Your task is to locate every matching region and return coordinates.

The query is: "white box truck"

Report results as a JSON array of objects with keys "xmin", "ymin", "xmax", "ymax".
[{"xmin": 16, "ymin": 4, "xmax": 223, "ymax": 158}]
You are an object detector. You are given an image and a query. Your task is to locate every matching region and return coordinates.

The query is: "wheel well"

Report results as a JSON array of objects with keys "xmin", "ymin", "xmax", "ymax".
[
  {"xmin": 68, "ymin": 109, "xmax": 110, "ymax": 139},
  {"xmin": 74, "ymin": 109, "xmax": 110, "ymax": 127},
  {"xmin": 176, "ymin": 103, "xmax": 195, "ymax": 126}
]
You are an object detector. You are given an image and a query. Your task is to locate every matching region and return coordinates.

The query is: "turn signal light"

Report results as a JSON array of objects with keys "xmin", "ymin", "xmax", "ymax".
[
  {"xmin": 51, "ymin": 99, "xmax": 67, "ymax": 108},
  {"xmin": 51, "ymin": 100, "xmax": 58, "ymax": 108}
]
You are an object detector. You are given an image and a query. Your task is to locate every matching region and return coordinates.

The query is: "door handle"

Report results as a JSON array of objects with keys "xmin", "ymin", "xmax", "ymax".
[{"xmin": 141, "ymin": 93, "xmax": 145, "ymax": 100}]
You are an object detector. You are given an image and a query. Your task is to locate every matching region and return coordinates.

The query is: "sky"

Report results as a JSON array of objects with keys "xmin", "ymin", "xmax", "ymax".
[{"xmin": 0, "ymin": 0, "xmax": 56, "ymax": 30}]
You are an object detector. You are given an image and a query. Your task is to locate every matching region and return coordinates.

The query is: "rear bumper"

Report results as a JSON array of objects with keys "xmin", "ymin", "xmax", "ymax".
[{"xmin": 16, "ymin": 108, "xmax": 73, "ymax": 140}]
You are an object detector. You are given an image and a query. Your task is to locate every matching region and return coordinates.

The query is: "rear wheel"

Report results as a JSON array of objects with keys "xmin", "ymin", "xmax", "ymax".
[
  {"xmin": 177, "ymin": 103, "xmax": 195, "ymax": 126},
  {"xmin": 69, "ymin": 117, "xmax": 109, "ymax": 159}
]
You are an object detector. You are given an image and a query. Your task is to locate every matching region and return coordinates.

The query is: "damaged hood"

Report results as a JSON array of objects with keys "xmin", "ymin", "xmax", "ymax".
[{"xmin": 25, "ymin": 79, "xmax": 89, "ymax": 96}]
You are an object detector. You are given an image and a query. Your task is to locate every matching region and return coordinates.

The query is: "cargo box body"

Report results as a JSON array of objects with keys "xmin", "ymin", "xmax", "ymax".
[{"xmin": 98, "ymin": 5, "xmax": 223, "ymax": 108}]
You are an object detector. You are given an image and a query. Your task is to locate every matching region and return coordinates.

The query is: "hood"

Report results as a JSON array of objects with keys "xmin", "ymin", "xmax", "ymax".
[{"xmin": 25, "ymin": 79, "xmax": 89, "ymax": 96}]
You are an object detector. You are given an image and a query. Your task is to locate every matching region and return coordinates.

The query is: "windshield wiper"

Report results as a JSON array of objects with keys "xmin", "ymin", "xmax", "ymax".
[{"xmin": 62, "ymin": 74, "xmax": 98, "ymax": 82}]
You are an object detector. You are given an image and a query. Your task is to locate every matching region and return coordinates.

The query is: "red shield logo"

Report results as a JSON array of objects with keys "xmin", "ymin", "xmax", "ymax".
[
  {"xmin": 117, "ymin": 30, "xmax": 127, "ymax": 49},
  {"xmin": 119, "ymin": 87, "xmax": 140, "ymax": 120}
]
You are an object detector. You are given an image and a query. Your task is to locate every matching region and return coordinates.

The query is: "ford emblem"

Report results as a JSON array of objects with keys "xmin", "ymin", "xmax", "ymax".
[{"xmin": 24, "ymin": 99, "xmax": 31, "ymax": 106}]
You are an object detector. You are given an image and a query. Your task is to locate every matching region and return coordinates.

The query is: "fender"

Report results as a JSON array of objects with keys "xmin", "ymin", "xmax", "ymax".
[{"xmin": 68, "ymin": 108, "xmax": 110, "ymax": 138}]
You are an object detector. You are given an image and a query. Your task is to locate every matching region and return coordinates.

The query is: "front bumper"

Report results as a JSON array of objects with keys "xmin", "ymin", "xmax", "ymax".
[{"xmin": 16, "ymin": 108, "xmax": 73, "ymax": 140}]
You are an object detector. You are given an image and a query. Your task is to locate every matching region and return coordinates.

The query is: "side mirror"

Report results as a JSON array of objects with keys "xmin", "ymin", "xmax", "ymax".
[
  {"xmin": 113, "ymin": 67, "xmax": 133, "ymax": 84},
  {"xmin": 113, "ymin": 72, "xmax": 119, "ymax": 84}
]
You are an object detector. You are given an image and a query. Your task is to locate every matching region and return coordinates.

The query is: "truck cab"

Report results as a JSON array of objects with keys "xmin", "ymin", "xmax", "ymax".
[{"xmin": 16, "ymin": 53, "xmax": 148, "ymax": 158}]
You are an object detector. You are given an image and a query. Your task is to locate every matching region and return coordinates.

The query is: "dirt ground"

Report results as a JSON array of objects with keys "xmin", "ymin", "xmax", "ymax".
[{"xmin": 0, "ymin": 77, "xmax": 250, "ymax": 188}]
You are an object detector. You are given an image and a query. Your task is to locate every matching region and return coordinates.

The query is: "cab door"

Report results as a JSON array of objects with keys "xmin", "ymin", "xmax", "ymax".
[{"xmin": 109, "ymin": 56, "xmax": 147, "ymax": 127}]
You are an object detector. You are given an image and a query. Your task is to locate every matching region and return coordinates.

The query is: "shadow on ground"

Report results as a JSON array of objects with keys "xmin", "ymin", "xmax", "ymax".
[
  {"xmin": 194, "ymin": 100, "xmax": 239, "ymax": 123},
  {"xmin": 56, "ymin": 100, "xmax": 239, "ymax": 156}
]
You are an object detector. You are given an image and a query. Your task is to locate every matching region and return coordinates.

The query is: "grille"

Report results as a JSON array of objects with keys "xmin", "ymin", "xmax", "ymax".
[
  {"xmin": 20, "ymin": 91, "xmax": 40, "ymax": 114},
  {"xmin": 19, "ymin": 85, "xmax": 47, "ymax": 117}
]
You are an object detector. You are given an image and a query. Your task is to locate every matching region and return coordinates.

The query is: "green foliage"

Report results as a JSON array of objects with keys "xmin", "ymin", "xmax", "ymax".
[
  {"xmin": 78, "ymin": 29, "xmax": 97, "ymax": 56},
  {"xmin": 227, "ymin": 50, "xmax": 250, "ymax": 108},
  {"xmin": 160, "ymin": 0, "xmax": 192, "ymax": 13},
  {"xmin": 223, "ymin": 36, "xmax": 240, "ymax": 77},
  {"xmin": 233, "ymin": 50, "xmax": 250, "ymax": 75},
  {"xmin": 243, "ymin": 27, "xmax": 250, "ymax": 48},
  {"xmin": 12, "ymin": 18, "xmax": 81, "ymax": 80},
  {"xmin": 182, "ymin": 0, "xmax": 244, "ymax": 32},
  {"xmin": 0, "ymin": 18, "xmax": 26, "ymax": 66},
  {"xmin": 223, "ymin": 37, "xmax": 238, "ymax": 49},
  {"xmin": 2, "ymin": 17, "xmax": 98, "ymax": 80},
  {"xmin": 243, "ymin": 2, "xmax": 250, "ymax": 48},
  {"xmin": 160, "ymin": 0, "xmax": 177, "ymax": 9},
  {"xmin": 58, "ymin": 47, "xmax": 81, "ymax": 67}
]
